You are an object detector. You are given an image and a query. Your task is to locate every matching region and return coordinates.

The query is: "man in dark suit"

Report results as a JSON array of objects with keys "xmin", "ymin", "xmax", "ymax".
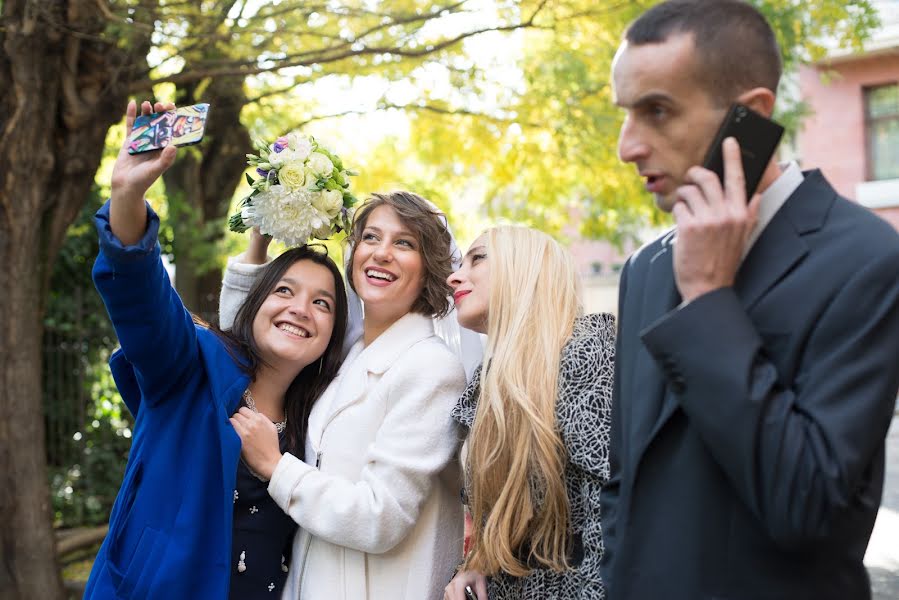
[{"xmin": 599, "ymin": 1, "xmax": 899, "ymax": 598}]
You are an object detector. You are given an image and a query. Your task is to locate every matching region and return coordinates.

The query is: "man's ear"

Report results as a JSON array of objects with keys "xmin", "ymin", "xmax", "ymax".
[{"xmin": 736, "ymin": 87, "xmax": 776, "ymax": 117}]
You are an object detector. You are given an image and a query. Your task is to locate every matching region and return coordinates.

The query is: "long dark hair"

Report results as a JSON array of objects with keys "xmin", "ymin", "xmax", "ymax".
[{"xmin": 218, "ymin": 246, "xmax": 348, "ymax": 457}]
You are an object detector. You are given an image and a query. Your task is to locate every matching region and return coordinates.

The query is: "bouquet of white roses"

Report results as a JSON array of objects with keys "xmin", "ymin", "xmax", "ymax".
[{"xmin": 228, "ymin": 133, "xmax": 359, "ymax": 246}]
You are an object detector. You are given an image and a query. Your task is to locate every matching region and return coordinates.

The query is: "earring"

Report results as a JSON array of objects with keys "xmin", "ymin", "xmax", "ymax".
[
  {"xmin": 281, "ymin": 555, "xmax": 289, "ymax": 573},
  {"xmin": 238, "ymin": 550, "xmax": 246, "ymax": 573},
  {"xmin": 318, "ymin": 357, "xmax": 323, "ymax": 376}
]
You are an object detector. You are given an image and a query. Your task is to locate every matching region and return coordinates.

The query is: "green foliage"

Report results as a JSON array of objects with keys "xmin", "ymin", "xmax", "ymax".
[
  {"xmin": 44, "ymin": 189, "xmax": 132, "ymax": 528},
  {"xmin": 49, "ymin": 366, "xmax": 133, "ymax": 528},
  {"xmin": 92, "ymin": 0, "xmax": 880, "ymax": 257},
  {"xmin": 393, "ymin": 0, "xmax": 880, "ymax": 243}
]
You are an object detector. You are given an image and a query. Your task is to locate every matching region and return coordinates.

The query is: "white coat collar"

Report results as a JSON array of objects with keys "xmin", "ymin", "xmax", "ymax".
[
  {"xmin": 314, "ymin": 312, "xmax": 436, "ymax": 433},
  {"xmin": 355, "ymin": 312, "xmax": 436, "ymax": 375}
]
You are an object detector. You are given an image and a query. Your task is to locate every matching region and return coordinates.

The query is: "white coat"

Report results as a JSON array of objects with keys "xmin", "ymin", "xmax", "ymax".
[{"xmin": 268, "ymin": 312, "xmax": 466, "ymax": 600}]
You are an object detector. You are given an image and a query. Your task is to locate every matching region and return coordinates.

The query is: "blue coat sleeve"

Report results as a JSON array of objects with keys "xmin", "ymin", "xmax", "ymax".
[{"xmin": 92, "ymin": 200, "xmax": 199, "ymax": 411}]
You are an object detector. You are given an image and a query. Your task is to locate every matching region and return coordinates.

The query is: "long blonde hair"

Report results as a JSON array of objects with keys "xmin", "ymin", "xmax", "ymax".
[{"xmin": 464, "ymin": 226, "xmax": 583, "ymax": 577}]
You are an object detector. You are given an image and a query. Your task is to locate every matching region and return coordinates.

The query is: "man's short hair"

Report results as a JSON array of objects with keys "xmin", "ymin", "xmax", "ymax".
[{"xmin": 625, "ymin": 0, "xmax": 782, "ymax": 106}]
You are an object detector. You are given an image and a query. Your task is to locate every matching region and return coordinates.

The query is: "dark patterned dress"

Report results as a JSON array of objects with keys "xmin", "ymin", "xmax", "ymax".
[
  {"xmin": 229, "ymin": 430, "xmax": 297, "ymax": 598},
  {"xmin": 452, "ymin": 313, "xmax": 615, "ymax": 599}
]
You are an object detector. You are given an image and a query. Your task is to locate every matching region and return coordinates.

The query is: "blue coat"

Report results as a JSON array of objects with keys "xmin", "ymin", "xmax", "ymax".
[{"xmin": 84, "ymin": 201, "xmax": 249, "ymax": 599}]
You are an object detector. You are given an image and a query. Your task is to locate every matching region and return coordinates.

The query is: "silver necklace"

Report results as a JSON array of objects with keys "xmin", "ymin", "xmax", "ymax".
[{"xmin": 242, "ymin": 389, "xmax": 286, "ymax": 434}]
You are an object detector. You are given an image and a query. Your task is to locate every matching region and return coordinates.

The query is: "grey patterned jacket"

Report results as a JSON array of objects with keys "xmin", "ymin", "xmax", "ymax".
[{"xmin": 451, "ymin": 313, "xmax": 615, "ymax": 599}]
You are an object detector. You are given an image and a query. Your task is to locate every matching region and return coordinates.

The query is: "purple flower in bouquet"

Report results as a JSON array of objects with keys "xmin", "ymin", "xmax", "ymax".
[{"xmin": 272, "ymin": 136, "xmax": 289, "ymax": 153}]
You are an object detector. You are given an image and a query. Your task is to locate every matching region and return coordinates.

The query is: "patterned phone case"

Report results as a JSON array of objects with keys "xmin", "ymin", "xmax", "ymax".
[{"xmin": 128, "ymin": 103, "xmax": 210, "ymax": 154}]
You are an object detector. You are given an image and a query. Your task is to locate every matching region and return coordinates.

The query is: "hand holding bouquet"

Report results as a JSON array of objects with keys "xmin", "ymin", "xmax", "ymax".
[{"xmin": 228, "ymin": 133, "xmax": 359, "ymax": 246}]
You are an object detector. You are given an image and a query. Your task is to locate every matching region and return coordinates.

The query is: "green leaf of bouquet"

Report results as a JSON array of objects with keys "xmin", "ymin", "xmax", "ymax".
[
  {"xmin": 228, "ymin": 212, "xmax": 249, "ymax": 233},
  {"xmin": 317, "ymin": 146, "xmax": 344, "ymax": 171},
  {"xmin": 245, "ymin": 173, "xmax": 255, "ymax": 186}
]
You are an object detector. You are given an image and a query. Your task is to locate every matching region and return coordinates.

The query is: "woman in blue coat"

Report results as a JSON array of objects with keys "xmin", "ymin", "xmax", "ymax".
[{"xmin": 84, "ymin": 99, "xmax": 348, "ymax": 599}]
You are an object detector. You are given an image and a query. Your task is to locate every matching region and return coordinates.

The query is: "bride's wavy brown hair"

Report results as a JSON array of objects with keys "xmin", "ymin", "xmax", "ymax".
[{"xmin": 464, "ymin": 226, "xmax": 582, "ymax": 577}]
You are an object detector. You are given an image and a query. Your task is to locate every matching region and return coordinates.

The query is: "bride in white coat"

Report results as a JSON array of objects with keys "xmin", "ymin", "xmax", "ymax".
[{"xmin": 221, "ymin": 191, "xmax": 467, "ymax": 600}]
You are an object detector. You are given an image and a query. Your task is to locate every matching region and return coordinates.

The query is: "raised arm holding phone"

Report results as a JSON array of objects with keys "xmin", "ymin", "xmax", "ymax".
[{"xmin": 84, "ymin": 100, "xmax": 348, "ymax": 599}]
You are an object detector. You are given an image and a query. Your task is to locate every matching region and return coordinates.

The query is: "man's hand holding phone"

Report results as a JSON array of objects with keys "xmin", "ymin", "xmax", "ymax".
[{"xmin": 671, "ymin": 136, "xmax": 761, "ymax": 304}]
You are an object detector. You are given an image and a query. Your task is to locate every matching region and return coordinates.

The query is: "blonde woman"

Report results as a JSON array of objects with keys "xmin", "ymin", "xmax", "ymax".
[{"xmin": 444, "ymin": 226, "xmax": 615, "ymax": 599}]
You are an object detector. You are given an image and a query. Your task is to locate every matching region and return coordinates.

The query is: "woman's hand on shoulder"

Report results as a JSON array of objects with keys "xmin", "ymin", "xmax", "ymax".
[
  {"xmin": 230, "ymin": 407, "xmax": 283, "ymax": 481},
  {"xmin": 444, "ymin": 570, "xmax": 488, "ymax": 600}
]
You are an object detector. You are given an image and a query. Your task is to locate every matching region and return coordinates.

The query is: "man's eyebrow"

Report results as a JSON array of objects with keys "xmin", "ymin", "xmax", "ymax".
[{"xmin": 620, "ymin": 92, "xmax": 676, "ymax": 109}]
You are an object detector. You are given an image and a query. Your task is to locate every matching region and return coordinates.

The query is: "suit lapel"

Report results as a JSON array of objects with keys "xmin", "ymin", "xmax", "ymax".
[
  {"xmin": 632, "ymin": 233, "xmax": 682, "ymax": 446},
  {"xmin": 734, "ymin": 212, "xmax": 807, "ymax": 311},
  {"xmin": 735, "ymin": 170, "xmax": 834, "ymax": 310}
]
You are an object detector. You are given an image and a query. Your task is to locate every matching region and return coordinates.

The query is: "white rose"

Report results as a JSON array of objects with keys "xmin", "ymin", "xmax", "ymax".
[
  {"xmin": 278, "ymin": 161, "xmax": 307, "ymax": 189},
  {"xmin": 311, "ymin": 189, "xmax": 343, "ymax": 216},
  {"xmin": 303, "ymin": 167, "xmax": 321, "ymax": 191},
  {"xmin": 307, "ymin": 152, "xmax": 334, "ymax": 178},
  {"xmin": 287, "ymin": 133, "xmax": 313, "ymax": 160},
  {"xmin": 240, "ymin": 206, "xmax": 256, "ymax": 226},
  {"xmin": 268, "ymin": 150, "xmax": 286, "ymax": 168}
]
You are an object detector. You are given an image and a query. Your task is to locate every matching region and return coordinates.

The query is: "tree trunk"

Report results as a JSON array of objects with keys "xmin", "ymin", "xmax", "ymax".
[
  {"xmin": 0, "ymin": 2, "xmax": 151, "ymax": 597},
  {"xmin": 164, "ymin": 78, "xmax": 251, "ymax": 323}
]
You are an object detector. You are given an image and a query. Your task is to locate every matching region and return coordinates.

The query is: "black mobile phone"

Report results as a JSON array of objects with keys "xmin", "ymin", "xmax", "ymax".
[
  {"xmin": 128, "ymin": 103, "xmax": 210, "ymax": 154},
  {"xmin": 701, "ymin": 103, "xmax": 784, "ymax": 201},
  {"xmin": 464, "ymin": 585, "xmax": 479, "ymax": 600}
]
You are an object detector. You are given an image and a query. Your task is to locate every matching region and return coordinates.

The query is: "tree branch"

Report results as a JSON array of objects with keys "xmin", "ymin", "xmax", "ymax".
[
  {"xmin": 273, "ymin": 101, "xmax": 541, "ymax": 133},
  {"xmin": 132, "ymin": 19, "xmax": 550, "ymax": 90}
]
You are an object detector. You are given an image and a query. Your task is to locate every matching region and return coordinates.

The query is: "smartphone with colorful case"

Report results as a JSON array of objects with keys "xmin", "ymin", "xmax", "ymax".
[{"xmin": 127, "ymin": 103, "xmax": 210, "ymax": 154}]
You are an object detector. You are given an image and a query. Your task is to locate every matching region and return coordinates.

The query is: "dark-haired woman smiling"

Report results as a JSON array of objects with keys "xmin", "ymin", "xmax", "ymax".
[{"xmin": 83, "ymin": 100, "xmax": 348, "ymax": 599}]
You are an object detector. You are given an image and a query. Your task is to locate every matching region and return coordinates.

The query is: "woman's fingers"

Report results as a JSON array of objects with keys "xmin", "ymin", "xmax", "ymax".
[{"xmin": 124, "ymin": 100, "xmax": 137, "ymax": 138}]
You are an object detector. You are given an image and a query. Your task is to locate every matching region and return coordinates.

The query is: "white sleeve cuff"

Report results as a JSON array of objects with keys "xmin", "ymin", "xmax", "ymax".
[{"xmin": 268, "ymin": 452, "xmax": 313, "ymax": 512}]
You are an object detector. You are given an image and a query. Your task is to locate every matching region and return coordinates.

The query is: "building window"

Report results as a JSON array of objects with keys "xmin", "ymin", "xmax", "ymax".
[{"xmin": 865, "ymin": 83, "xmax": 899, "ymax": 181}]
